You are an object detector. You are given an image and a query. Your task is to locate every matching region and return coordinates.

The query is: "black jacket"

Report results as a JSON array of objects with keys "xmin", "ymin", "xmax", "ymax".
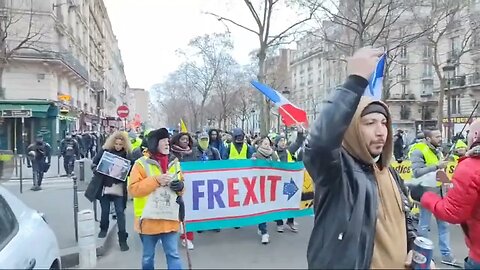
[{"xmin": 304, "ymin": 77, "xmax": 416, "ymax": 269}]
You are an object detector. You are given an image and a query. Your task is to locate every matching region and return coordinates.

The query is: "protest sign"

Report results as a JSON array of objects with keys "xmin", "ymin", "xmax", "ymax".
[
  {"xmin": 96, "ymin": 151, "xmax": 131, "ymax": 181},
  {"xmin": 180, "ymin": 160, "xmax": 311, "ymax": 232}
]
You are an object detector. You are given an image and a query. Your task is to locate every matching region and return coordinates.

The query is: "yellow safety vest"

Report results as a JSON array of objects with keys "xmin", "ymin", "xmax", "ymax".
[
  {"xmin": 131, "ymin": 156, "xmax": 179, "ymax": 218},
  {"xmin": 132, "ymin": 138, "xmax": 142, "ymax": 150},
  {"xmin": 276, "ymin": 150, "xmax": 294, "ymax": 163},
  {"xmin": 229, "ymin": 143, "xmax": 248, "ymax": 160},
  {"xmin": 408, "ymin": 142, "xmax": 441, "ymax": 186}
]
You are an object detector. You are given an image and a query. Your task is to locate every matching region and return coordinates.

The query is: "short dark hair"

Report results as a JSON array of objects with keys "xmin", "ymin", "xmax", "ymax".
[{"xmin": 423, "ymin": 129, "xmax": 440, "ymax": 139}]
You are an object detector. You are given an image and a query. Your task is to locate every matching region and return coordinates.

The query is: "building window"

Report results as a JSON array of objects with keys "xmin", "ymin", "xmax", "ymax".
[
  {"xmin": 402, "ymin": 84, "xmax": 407, "ymax": 96},
  {"xmin": 423, "ymin": 63, "xmax": 432, "ymax": 77},
  {"xmin": 452, "ymin": 94, "xmax": 461, "ymax": 114},
  {"xmin": 423, "ymin": 45, "xmax": 432, "ymax": 58},
  {"xmin": 422, "ymin": 82, "xmax": 433, "ymax": 94},
  {"xmin": 401, "ymin": 65, "xmax": 407, "ymax": 78},
  {"xmin": 400, "ymin": 45, "xmax": 407, "ymax": 58}
]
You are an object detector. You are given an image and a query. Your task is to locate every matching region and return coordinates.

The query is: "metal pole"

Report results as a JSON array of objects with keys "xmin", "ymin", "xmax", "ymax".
[
  {"xmin": 57, "ymin": 146, "xmax": 61, "ymax": 177},
  {"xmin": 447, "ymin": 80, "xmax": 452, "ymax": 143},
  {"xmin": 20, "ymin": 117, "xmax": 25, "ymax": 193},
  {"xmin": 73, "ymin": 174, "xmax": 79, "ymax": 242},
  {"xmin": 14, "ymin": 119, "xmax": 18, "ymax": 176},
  {"xmin": 19, "ymin": 155, "xmax": 23, "ymax": 194}
]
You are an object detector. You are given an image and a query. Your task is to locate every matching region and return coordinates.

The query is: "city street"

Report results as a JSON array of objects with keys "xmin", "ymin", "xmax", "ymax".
[
  {"xmin": 10, "ymin": 155, "xmax": 67, "ymax": 180},
  {"xmin": 93, "ymin": 202, "xmax": 469, "ymax": 269}
]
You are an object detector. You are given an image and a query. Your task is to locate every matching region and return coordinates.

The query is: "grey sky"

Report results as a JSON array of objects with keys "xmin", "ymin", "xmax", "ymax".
[{"xmin": 103, "ymin": 0, "xmax": 303, "ymax": 91}]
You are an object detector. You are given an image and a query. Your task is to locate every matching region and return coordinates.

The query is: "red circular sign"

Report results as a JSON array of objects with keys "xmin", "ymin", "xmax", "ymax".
[{"xmin": 117, "ymin": 105, "xmax": 129, "ymax": 118}]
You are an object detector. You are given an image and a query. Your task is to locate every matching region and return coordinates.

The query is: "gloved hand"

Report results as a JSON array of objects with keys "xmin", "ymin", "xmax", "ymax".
[
  {"xmin": 409, "ymin": 185, "xmax": 427, "ymax": 202},
  {"xmin": 170, "ymin": 180, "xmax": 184, "ymax": 192}
]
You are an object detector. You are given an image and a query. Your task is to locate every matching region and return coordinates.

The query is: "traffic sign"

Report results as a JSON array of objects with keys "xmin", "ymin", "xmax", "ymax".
[
  {"xmin": 117, "ymin": 105, "xmax": 129, "ymax": 118},
  {"xmin": 1, "ymin": 109, "xmax": 32, "ymax": 118}
]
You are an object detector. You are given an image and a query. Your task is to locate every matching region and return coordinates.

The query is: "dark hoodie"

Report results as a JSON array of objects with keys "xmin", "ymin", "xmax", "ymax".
[
  {"xmin": 275, "ymin": 132, "xmax": 305, "ymax": 162},
  {"xmin": 208, "ymin": 129, "xmax": 227, "ymax": 159},
  {"xmin": 225, "ymin": 128, "xmax": 255, "ymax": 159}
]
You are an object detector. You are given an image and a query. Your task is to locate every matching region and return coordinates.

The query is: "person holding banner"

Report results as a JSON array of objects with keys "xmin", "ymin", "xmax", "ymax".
[
  {"xmin": 251, "ymin": 136, "xmax": 279, "ymax": 244},
  {"xmin": 226, "ymin": 128, "xmax": 255, "ymax": 160},
  {"xmin": 304, "ymin": 48, "xmax": 418, "ymax": 269},
  {"xmin": 128, "ymin": 128, "xmax": 184, "ymax": 270},
  {"xmin": 91, "ymin": 131, "xmax": 133, "ymax": 252},
  {"xmin": 274, "ymin": 127, "xmax": 305, "ymax": 233},
  {"xmin": 170, "ymin": 132, "xmax": 196, "ymax": 250}
]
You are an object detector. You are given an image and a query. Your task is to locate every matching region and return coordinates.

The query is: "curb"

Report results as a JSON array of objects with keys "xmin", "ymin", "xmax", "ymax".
[
  {"xmin": 10, "ymin": 175, "xmax": 69, "ymax": 180},
  {"xmin": 60, "ymin": 219, "xmax": 118, "ymax": 268}
]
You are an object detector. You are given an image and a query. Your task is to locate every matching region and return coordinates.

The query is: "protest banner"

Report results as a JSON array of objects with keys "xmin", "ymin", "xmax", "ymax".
[
  {"xmin": 390, "ymin": 160, "xmax": 457, "ymax": 180},
  {"xmin": 180, "ymin": 160, "xmax": 312, "ymax": 232},
  {"xmin": 96, "ymin": 151, "xmax": 131, "ymax": 181}
]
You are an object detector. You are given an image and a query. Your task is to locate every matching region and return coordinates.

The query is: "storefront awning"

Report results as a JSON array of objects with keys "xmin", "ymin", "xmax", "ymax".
[{"xmin": 0, "ymin": 102, "xmax": 56, "ymax": 118}]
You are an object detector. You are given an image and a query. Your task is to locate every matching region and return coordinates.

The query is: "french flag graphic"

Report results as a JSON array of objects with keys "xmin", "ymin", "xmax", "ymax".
[
  {"xmin": 251, "ymin": 81, "xmax": 308, "ymax": 127},
  {"xmin": 365, "ymin": 54, "xmax": 386, "ymax": 100}
]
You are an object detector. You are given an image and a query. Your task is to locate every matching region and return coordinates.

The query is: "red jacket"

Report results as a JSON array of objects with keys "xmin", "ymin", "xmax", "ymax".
[{"xmin": 421, "ymin": 156, "xmax": 480, "ymax": 262}]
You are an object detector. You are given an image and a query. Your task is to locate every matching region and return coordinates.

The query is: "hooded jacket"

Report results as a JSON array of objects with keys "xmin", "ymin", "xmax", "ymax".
[{"xmin": 304, "ymin": 75, "xmax": 416, "ymax": 269}]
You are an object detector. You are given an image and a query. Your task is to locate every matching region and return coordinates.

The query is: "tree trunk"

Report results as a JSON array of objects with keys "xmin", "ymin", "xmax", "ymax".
[{"xmin": 257, "ymin": 48, "xmax": 268, "ymax": 135}]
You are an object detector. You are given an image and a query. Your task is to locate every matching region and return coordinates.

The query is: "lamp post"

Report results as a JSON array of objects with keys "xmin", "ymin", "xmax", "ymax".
[
  {"xmin": 250, "ymin": 109, "xmax": 256, "ymax": 134},
  {"xmin": 442, "ymin": 60, "xmax": 455, "ymax": 143}
]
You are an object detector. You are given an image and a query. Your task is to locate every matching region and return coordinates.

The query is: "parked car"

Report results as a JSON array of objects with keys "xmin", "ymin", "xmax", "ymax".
[{"xmin": 0, "ymin": 185, "xmax": 61, "ymax": 269}]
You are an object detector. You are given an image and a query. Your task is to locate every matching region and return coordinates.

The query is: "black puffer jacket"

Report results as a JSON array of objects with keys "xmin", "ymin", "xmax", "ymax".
[{"xmin": 304, "ymin": 76, "xmax": 416, "ymax": 269}]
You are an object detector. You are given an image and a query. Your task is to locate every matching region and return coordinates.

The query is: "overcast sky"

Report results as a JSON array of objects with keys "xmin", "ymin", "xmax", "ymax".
[{"xmin": 103, "ymin": 0, "xmax": 304, "ymax": 91}]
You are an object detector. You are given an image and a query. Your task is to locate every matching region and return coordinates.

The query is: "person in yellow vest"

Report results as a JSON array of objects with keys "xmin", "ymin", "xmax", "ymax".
[
  {"xmin": 409, "ymin": 129, "xmax": 458, "ymax": 266},
  {"xmin": 226, "ymin": 128, "xmax": 255, "ymax": 160},
  {"xmin": 129, "ymin": 131, "xmax": 143, "ymax": 151},
  {"xmin": 274, "ymin": 126, "xmax": 305, "ymax": 233},
  {"xmin": 451, "ymin": 139, "xmax": 468, "ymax": 162},
  {"xmin": 128, "ymin": 128, "xmax": 184, "ymax": 270}
]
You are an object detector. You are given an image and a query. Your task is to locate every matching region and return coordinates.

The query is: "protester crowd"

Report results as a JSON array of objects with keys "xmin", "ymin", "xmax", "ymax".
[{"xmin": 23, "ymin": 47, "xmax": 480, "ymax": 270}]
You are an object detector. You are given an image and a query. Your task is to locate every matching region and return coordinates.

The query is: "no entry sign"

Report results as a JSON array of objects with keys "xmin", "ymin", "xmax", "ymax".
[{"xmin": 117, "ymin": 105, "xmax": 129, "ymax": 118}]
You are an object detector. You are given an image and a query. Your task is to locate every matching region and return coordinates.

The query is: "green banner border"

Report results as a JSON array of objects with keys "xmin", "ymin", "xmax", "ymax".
[
  {"xmin": 180, "ymin": 159, "xmax": 305, "ymax": 172},
  {"xmin": 185, "ymin": 208, "xmax": 313, "ymax": 232}
]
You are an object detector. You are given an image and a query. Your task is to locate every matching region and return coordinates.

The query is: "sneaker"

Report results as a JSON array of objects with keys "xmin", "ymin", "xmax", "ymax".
[
  {"xmin": 286, "ymin": 222, "xmax": 299, "ymax": 233},
  {"xmin": 261, "ymin": 233, "xmax": 270, "ymax": 244},
  {"xmin": 98, "ymin": 230, "xmax": 107, "ymax": 238},
  {"xmin": 441, "ymin": 254, "xmax": 459, "ymax": 267},
  {"xmin": 276, "ymin": 225, "xmax": 284, "ymax": 233},
  {"xmin": 182, "ymin": 239, "xmax": 194, "ymax": 250}
]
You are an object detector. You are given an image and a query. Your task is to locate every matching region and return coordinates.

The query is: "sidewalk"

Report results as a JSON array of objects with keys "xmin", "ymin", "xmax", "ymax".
[
  {"xmin": 11, "ymin": 155, "xmax": 94, "ymax": 180},
  {"xmin": 3, "ymin": 178, "xmax": 117, "ymax": 268}
]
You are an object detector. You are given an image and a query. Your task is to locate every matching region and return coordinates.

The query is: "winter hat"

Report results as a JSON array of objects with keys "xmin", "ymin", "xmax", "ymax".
[
  {"xmin": 147, "ymin": 128, "xmax": 170, "ymax": 154},
  {"xmin": 275, "ymin": 135, "xmax": 285, "ymax": 146},
  {"xmin": 361, "ymin": 102, "xmax": 388, "ymax": 118},
  {"xmin": 467, "ymin": 119, "xmax": 480, "ymax": 149},
  {"xmin": 198, "ymin": 132, "xmax": 209, "ymax": 140},
  {"xmin": 128, "ymin": 131, "xmax": 137, "ymax": 139}
]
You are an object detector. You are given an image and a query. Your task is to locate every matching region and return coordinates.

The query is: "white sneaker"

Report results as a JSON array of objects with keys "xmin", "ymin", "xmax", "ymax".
[
  {"xmin": 182, "ymin": 239, "xmax": 194, "ymax": 250},
  {"xmin": 286, "ymin": 222, "xmax": 298, "ymax": 232},
  {"xmin": 261, "ymin": 233, "xmax": 270, "ymax": 244},
  {"xmin": 277, "ymin": 225, "xmax": 284, "ymax": 233}
]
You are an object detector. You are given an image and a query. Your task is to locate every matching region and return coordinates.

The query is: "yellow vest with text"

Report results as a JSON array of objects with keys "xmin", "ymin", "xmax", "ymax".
[
  {"xmin": 408, "ymin": 142, "xmax": 441, "ymax": 186},
  {"xmin": 229, "ymin": 143, "xmax": 248, "ymax": 160},
  {"xmin": 132, "ymin": 156, "xmax": 179, "ymax": 218}
]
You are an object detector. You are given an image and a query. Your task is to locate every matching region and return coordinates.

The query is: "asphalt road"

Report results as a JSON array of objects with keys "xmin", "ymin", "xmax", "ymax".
[{"xmin": 94, "ymin": 203, "xmax": 469, "ymax": 269}]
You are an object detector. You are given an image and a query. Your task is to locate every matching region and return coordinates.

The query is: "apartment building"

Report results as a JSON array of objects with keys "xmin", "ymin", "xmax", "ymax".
[{"xmin": 0, "ymin": 0, "xmax": 129, "ymax": 151}]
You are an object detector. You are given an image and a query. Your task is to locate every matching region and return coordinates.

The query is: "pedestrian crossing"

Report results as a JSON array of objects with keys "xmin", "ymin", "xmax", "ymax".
[{"xmin": 2, "ymin": 177, "xmax": 74, "ymax": 190}]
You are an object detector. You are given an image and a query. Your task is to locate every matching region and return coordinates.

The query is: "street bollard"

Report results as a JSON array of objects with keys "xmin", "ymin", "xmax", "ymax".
[
  {"xmin": 78, "ymin": 209, "xmax": 97, "ymax": 268},
  {"xmin": 57, "ymin": 154, "xmax": 61, "ymax": 177},
  {"xmin": 19, "ymin": 155, "xmax": 23, "ymax": 194},
  {"xmin": 73, "ymin": 174, "xmax": 79, "ymax": 242}
]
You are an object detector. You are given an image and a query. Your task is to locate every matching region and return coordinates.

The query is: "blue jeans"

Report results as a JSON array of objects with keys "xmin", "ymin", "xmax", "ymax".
[
  {"xmin": 258, "ymin": 223, "xmax": 267, "ymax": 235},
  {"xmin": 418, "ymin": 206, "xmax": 451, "ymax": 256},
  {"xmin": 140, "ymin": 232, "xmax": 182, "ymax": 270},
  {"xmin": 99, "ymin": 195, "xmax": 126, "ymax": 233},
  {"xmin": 464, "ymin": 257, "xmax": 480, "ymax": 269}
]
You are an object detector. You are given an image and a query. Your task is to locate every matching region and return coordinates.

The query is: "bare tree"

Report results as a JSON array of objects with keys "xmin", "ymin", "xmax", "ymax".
[
  {"xmin": 0, "ymin": 0, "xmax": 47, "ymax": 93},
  {"xmin": 410, "ymin": 0, "xmax": 479, "ymax": 131},
  {"xmin": 176, "ymin": 33, "xmax": 234, "ymax": 130},
  {"xmin": 208, "ymin": 0, "xmax": 321, "ymax": 135}
]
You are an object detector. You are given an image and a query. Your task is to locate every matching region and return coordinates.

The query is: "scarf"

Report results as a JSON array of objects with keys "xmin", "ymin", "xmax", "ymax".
[
  {"xmin": 257, "ymin": 145, "xmax": 274, "ymax": 158},
  {"xmin": 152, "ymin": 153, "xmax": 169, "ymax": 173},
  {"xmin": 171, "ymin": 144, "xmax": 193, "ymax": 155}
]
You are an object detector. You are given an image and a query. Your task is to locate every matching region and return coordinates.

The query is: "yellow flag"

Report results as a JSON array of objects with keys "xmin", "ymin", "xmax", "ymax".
[{"xmin": 180, "ymin": 119, "xmax": 188, "ymax": 133}]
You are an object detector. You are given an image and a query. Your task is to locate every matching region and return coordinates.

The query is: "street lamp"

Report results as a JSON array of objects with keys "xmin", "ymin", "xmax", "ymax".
[
  {"xmin": 250, "ymin": 109, "xmax": 256, "ymax": 134},
  {"xmin": 443, "ymin": 59, "xmax": 456, "ymax": 143}
]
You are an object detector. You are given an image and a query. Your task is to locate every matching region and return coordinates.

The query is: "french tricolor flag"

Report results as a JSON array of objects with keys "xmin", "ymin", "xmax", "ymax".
[
  {"xmin": 251, "ymin": 81, "xmax": 308, "ymax": 128},
  {"xmin": 364, "ymin": 54, "xmax": 386, "ymax": 100}
]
